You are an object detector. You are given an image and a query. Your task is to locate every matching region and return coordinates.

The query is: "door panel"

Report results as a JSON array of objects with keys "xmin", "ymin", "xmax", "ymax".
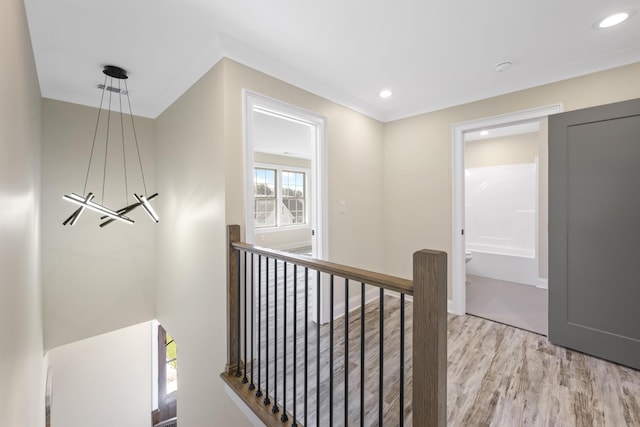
[{"xmin": 549, "ymin": 98, "xmax": 640, "ymax": 370}]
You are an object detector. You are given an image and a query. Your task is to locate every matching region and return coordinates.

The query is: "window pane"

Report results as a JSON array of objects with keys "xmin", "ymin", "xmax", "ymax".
[
  {"xmin": 165, "ymin": 332, "xmax": 178, "ymax": 394},
  {"xmin": 166, "ymin": 333, "xmax": 177, "ymax": 366},
  {"xmin": 282, "ymin": 171, "xmax": 305, "ymax": 225},
  {"xmin": 254, "ymin": 168, "xmax": 277, "ymax": 228}
]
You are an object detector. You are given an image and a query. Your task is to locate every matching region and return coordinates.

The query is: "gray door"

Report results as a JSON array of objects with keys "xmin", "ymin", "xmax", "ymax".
[{"xmin": 549, "ymin": 98, "xmax": 640, "ymax": 370}]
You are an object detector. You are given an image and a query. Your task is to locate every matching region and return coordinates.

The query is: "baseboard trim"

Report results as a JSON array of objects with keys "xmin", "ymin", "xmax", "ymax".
[
  {"xmin": 332, "ymin": 286, "xmax": 380, "ymax": 320},
  {"xmin": 536, "ymin": 278, "xmax": 548, "ymax": 289}
]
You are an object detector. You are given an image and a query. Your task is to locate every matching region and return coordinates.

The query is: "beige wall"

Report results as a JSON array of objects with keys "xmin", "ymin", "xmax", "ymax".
[
  {"xmin": 0, "ymin": 0, "xmax": 44, "ymax": 425},
  {"xmin": 155, "ymin": 58, "xmax": 386, "ymax": 424},
  {"xmin": 41, "ymin": 99, "xmax": 156, "ymax": 350},
  {"xmin": 384, "ymin": 62, "xmax": 640, "ymax": 297},
  {"xmin": 223, "ymin": 59, "xmax": 386, "ymax": 270},
  {"xmin": 465, "ymin": 132, "xmax": 538, "ymax": 168},
  {"xmin": 222, "ymin": 58, "xmax": 386, "ymax": 308},
  {"xmin": 254, "ymin": 152, "xmax": 311, "ymax": 169},
  {"xmin": 155, "ymin": 61, "xmax": 251, "ymax": 426}
]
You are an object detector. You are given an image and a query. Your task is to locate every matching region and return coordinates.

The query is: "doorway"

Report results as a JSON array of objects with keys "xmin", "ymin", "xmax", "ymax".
[
  {"xmin": 243, "ymin": 90, "xmax": 328, "ymax": 321},
  {"xmin": 463, "ymin": 121, "xmax": 547, "ymax": 334},
  {"xmin": 451, "ymin": 104, "xmax": 562, "ymax": 323}
]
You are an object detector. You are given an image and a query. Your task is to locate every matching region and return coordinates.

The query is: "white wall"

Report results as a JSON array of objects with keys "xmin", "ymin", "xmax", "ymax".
[
  {"xmin": 41, "ymin": 99, "xmax": 157, "ymax": 350},
  {"xmin": 0, "ymin": 0, "xmax": 45, "ymax": 425},
  {"xmin": 47, "ymin": 322, "xmax": 153, "ymax": 427},
  {"xmin": 383, "ymin": 62, "xmax": 640, "ymax": 297}
]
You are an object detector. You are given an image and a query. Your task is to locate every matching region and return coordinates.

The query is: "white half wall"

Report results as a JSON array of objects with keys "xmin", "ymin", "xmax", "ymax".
[{"xmin": 47, "ymin": 322, "xmax": 153, "ymax": 427}]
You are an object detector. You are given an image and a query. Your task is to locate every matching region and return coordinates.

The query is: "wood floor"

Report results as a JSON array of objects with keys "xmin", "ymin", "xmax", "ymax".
[
  {"xmin": 241, "ymin": 259, "xmax": 640, "ymax": 426},
  {"xmin": 447, "ymin": 313, "xmax": 640, "ymax": 427}
]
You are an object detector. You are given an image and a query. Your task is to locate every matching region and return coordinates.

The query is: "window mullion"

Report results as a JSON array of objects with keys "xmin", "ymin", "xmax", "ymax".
[{"xmin": 276, "ymin": 167, "xmax": 282, "ymax": 228}]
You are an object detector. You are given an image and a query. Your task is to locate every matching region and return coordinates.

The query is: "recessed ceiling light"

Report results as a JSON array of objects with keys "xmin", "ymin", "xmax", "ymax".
[
  {"xmin": 596, "ymin": 11, "xmax": 633, "ymax": 28},
  {"xmin": 379, "ymin": 89, "xmax": 392, "ymax": 98},
  {"xmin": 480, "ymin": 130, "xmax": 489, "ymax": 136}
]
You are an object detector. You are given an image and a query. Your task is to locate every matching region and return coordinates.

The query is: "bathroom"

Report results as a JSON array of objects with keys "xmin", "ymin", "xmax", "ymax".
[{"xmin": 464, "ymin": 119, "xmax": 548, "ymax": 335}]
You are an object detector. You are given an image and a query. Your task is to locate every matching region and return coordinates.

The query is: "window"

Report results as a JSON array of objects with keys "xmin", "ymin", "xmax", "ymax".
[
  {"xmin": 254, "ymin": 166, "xmax": 308, "ymax": 229},
  {"xmin": 254, "ymin": 168, "xmax": 277, "ymax": 228},
  {"xmin": 165, "ymin": 331, "xmax": 178, "ymax": 394},
  {"xmin": 154, "ymin": 324, "xmax": 177, "ymax": 424},
  {"xmin": 281, "ymin": 171, "xmax": 305, "ymax": 225}
]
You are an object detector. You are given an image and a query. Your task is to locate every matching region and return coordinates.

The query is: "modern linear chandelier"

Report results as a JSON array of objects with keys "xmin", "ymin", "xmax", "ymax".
[{"xmin": 63, "ymin": 65, "xmax": 159, "ymax": 227}]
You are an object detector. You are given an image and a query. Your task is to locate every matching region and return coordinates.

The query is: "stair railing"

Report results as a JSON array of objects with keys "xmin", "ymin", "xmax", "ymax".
[{"xmin": 221, "ymin": 225, "xmax": 446, "ymax": 427}]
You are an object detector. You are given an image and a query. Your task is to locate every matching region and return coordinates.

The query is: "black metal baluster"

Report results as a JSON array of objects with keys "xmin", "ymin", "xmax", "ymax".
[
  {"xmin": 379, "ymin": 288, "xmax": 384, "ymax": 427},
  {"xmin": 243, "ymin": 251, "xmax": 248, "ymax": 383},
  {"xmin": 264, "ymin": 257, "xmax": 271, "ymax": 406},
  {"xmin": 400, "ymin": 293, "xmax": 405, "ymax": 427},
  {"xmin": 329, "ymin": 274, "xmax": 334, "ymax": 427},
  {"xmin": 249, "ymin": 253, "xmax": 255, "ymax": 391},
  {"xmin": 293, "ymin": 264, "xmax": 298, "ymax": 426},
  {"xmin": 236, "ymin": 248, "xmax": 242, "ymax": 377},
  {"xmin": 304, "ymin": 267, "xmax": 309, "ymax": 427},
  {"xmin": 273, "ymin": 259, "xmax": 279, "ymax": 414},
  {"xmin": 344, "ymin": 278, "xmax": 349, "ymax": 427},
  {"xmin": 360, "ymin": 282, "xmax": 365, "ymax": 427},
  {"xmin": 257, "ymin": 255, "xmax": 263, "ymax": 398},
  {"xmin": 281, "ymin": 262, "xmax": 288, "ymax": 422},
  {"xmin": 316, "ymin": 270, "xmax": 321, "ymax": 427}
]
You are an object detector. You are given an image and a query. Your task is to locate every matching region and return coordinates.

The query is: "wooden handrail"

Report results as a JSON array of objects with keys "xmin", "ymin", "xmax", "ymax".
[{"xmin": 231, "ymin": 241, "xmax": 414, "ymax": 296}]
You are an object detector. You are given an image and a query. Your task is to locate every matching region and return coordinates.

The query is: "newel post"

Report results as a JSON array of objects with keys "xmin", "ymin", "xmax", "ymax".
[
  {"xmin": 226, "ymin": 225, "xmax": 241, "ymax": 373},
  {"xmin": 412, "ymin": 249, "xmax": 447, "ymax": 427}
]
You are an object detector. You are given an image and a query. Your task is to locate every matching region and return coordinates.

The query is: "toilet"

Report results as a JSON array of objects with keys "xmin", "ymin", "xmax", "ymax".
[
  {"xmin": 464, "ymin": 251, "xmax": 473, "ymax": 285},
  {"xmin": 465, "ymin": 251, "xmax": 473, "ymax": 264}
]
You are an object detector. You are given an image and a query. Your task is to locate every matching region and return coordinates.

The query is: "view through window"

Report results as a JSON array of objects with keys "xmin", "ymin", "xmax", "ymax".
[
  {"xmin": 254, "ymin": 166, "xmax": 306, "ymax": 228},
  {"xmin": 165, "ymin": 331, "xmax": 177, "ymax": 394}
]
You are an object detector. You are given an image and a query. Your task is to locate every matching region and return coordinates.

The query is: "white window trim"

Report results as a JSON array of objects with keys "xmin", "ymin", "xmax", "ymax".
[{"xmin": 254, "ymin": 162, "xmax": 311, "ymax": 232}]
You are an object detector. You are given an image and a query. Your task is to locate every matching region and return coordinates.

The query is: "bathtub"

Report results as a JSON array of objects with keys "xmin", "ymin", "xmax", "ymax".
[
  {"xmin": 465, "ymin": 247, "xmax": 545, "ymax": 287},
  {"xmin": 465, "ymin": 163, "xmax": 546, "ymax": 288}
]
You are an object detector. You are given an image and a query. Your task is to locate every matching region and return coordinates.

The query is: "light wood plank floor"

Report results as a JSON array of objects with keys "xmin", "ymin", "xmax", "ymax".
[{"xmin": 242, "ymin": 259, "xmax": 640, "ymax": 426}]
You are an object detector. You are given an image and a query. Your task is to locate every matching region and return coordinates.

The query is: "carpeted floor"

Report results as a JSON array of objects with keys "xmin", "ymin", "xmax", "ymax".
[{"xmin": 465, "ymin": 274, "xmax": 547, "ymax": 335}]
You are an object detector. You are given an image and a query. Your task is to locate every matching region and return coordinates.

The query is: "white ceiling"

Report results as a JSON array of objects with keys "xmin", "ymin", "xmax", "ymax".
[{"xmin": 24, "ymin": 0, "xmax": 640, "ymax": 122}]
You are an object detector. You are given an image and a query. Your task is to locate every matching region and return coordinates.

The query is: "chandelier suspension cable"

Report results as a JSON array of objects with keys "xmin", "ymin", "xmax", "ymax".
[
  {"xmin": 118, "ymin": 78, "xmax": 129, "ymax": 204},
  {"xmin": 82, "ymin": 74, "xmax": 108, "ymax": 197},
  {"xmin": 102, "ymin": 78, "xmax": 114, "ymax": 206},
  {"xmin": 124, "ymin": 79, "xmax": 149, "ymax": 197},
  {"xmin": 63, "ymin": 64, "xmax": 159, "ymax": 227}
]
